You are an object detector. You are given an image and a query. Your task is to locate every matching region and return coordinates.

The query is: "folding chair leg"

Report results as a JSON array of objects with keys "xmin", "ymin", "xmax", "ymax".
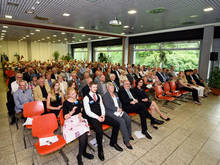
[
  {"xmin": 32, "ymin": 145, "xmax": 34, "ymax": 165},
  {"xmin": 59, "ymin": 149, "xmax": 69, "ymax": 165},
  {"xmin": 172, "ymin": 100, "xmax": 181, "ymax": 105},
  {"xmin": 15, "ymin": 116, "xmax": 19, "ymax": 130},
  {"xmin": 23, "ymin": 126, "xmax": 27, "ymax": 149},
  {"xmin": 162, "ymin": 101, "xmax": 175, "ymax": 110},
  {"xmin": 88, "ymin": 143, "xmax": 95, "ymax": 152},
  {"xmin": 103, "ymin": 132, "xmax": 111, "ymax": 139}
]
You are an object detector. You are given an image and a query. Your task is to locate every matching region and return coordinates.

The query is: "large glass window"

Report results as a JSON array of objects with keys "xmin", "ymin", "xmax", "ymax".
[
  {"xmin": 74, "ymin": 48, "xmax": 87, "ymax": 61},
  {"xmin": 94, "ymin": 45, "xmax": 122, "ymax": 64},
  {"xmin": 134, "ymin": 41, "xmax": 200, "ymax": 71}
]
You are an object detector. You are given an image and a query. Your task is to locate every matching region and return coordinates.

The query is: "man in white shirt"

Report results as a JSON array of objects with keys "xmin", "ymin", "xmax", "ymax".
[
  {"xmin": 11, "ymin": 73, "xmax": 23, "ymax": 94},
  {"xmin": 83, "ymin": 82, "xmax": 122, "ymax": 161}
]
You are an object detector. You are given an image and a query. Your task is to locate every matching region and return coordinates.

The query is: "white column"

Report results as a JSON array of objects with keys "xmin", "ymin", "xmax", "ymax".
[
  {"xmin": 123, "ymin": 37, "xmax": 129, "ymax": 65},
  {"xmin": 199, "ymin": 26, "xmax": 214, "ymax": 80},
  {"xmin": 87, "ymin": 42, "xmax": 92, "ymax": 62}
]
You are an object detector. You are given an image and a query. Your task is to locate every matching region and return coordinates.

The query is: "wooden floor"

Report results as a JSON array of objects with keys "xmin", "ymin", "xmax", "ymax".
[{"xmin": 0, "ymin": 70, "xmax": 220, "ymax": 165}]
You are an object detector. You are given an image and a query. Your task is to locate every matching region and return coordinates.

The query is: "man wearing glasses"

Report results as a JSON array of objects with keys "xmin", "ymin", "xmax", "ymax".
[{"xmin": 11, "ymin": 73, "xmax": 23, "ymax": 94}]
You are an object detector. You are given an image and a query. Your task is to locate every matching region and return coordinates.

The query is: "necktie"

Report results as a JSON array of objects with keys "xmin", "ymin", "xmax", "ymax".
[
  {"xmin": 126, "ymin": 89, "xmax": 135, "ymax": 100},
  {"xmin": 93, "ymin": 94, "xmax": 97, "ymax": 102},
  {"xmin": 112, "ymin": 81, "xmax": 119, "ymax": 92}
]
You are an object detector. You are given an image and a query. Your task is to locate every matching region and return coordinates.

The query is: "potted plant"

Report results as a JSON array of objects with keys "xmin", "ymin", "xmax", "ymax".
[
  {"xmin": 209, "ymin": 67, "xmax": 220, "ymax": 95},
  {"xmin": 53, "ymin": 51, "xmax": 60, "ymax": 61},
  {"xmin": 98, "ymin": 53, "xmax": 108, "ymax": 63},
  {"xmin": 14, "ymin": 53, "xmax": 20, "ymax": 62}
]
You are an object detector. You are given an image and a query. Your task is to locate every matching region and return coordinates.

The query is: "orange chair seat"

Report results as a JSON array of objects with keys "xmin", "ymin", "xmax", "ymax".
[
  {"xmin": 25, "ymin": 125, "xmax": 32, "ymax": 129},
  {"xmin": 145, "ymin": 89, "xmax": 150, "ymax": 92},
  {"xmin": 102, "ymin": 124, "xmax": 110, "ymax": 131},
  {"xmin": 180, "ymin": 90, "xmax": 189, "ymax": 95},
  {"xmin": 128, "ymin": 113, "xmax": 137, "ymax": 117},
  {"xmin": 165, "ymin": 91, "xmax": 181, "ymax": 97},
  {"xmin": 158, "ymin": 96, "xmax": 175, "ymax": 101},
  {"xmin": 34, "ymin": 135, "xmax": 66, "ymax": 155}
]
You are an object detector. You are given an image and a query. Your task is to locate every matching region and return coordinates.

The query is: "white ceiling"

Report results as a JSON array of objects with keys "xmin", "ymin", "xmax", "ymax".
[{"xmin": 0, "ymin": 0, "xmax": 220, "ymax": 41}]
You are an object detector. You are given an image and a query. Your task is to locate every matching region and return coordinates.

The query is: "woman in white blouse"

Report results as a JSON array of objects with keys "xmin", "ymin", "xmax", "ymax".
[{"xmin": 119, "ymin": 70, "xmax": 128, "ymax": 86}]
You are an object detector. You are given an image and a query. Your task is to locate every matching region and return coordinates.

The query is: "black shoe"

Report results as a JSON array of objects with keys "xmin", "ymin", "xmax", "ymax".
[
  {"xmin": 151, "ymin": 119, "xmax": 164, "ymax": 125},
  {"xmin": 110, "ymin": 143, "xmax": 123, "ymax": 152},
  {"xmin": 77, "ymin": 155, "xmax": 83, "ymax": 165},
  {"xmin": 142, "ymin": 131, "xmax": 152, "ymax": 140},
  {"xmin": 160, "ymin": 116, "xmax": 170, "ymax": 121},
  {"xmin": 98, "ymin": 151, "xmax": 105, "ymax": 161},
  {"xmin": 129, "ymin": 136, "xmax": 134, "ymax": 140},
  {"xmin": 10, "ymin": 119, "xmax": 16, "ymax": 125},
  {"xmin": 124, "ymin": 142, "xmax": 133, "ymax": 150},
  {"xmin": 151, "ymin": 124, "xmax": 158, "ymax": 130},
  {"xmin": 83, "ymin": 152, "xmax": 94, "ymax": 159}
]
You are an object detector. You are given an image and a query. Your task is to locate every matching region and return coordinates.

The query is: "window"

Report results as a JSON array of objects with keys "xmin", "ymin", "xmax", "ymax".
[
  {"xmin": 74, "ymin": 48, "xmax": 87, "ymax": 61},
  {"xmin": 134, "ymin": 41, "xmax": 200, "ymax": 71},
  {"xmin": 94, "ymin": 45, "xmax": 122, "ymax": 64}
]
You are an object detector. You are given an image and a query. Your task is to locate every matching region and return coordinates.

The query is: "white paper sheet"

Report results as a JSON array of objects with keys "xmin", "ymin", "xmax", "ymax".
[
  {"xmin": 134, "ymin": 131, "xmax": 146, "ymax": 139},
  {"xmin": 114, "ymin": 111, "xmax": 124, "ymax": 117},
  {"xmin": 22, "ymin": 117, "xmax": 33, "ymax": 126},
  {"xmin": 39, "ymin": 136, "xmax": 58, "ymax": 146},
  {"xmin": 89, "ymin": 138, "xmax": 105, "ymax": 147}
]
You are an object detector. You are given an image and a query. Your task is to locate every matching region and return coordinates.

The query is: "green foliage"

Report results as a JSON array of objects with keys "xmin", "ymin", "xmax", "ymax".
[
  {"xmin": 61, "ymin": 53, "xmax": 72, "ymax": 62},
  {"xmin": 53, "ymin": 51, "xmax": 60, "ymax": 61},
  {"xmin": 98, "ymin": 53, "xmax": 109, "ymax": 63},
  {"xmin": 209, "ymin": 67, "xmax": 220, "ymax": 89},
  {"xmin": 14, "ymin": 53, "xmax": 20, "ymax": 61}
]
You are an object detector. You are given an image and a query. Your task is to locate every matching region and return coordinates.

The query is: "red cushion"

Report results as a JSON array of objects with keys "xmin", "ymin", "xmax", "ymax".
[
  {"xmin": 34, "ymin": 135, "xmax": 66, "ymax": 155},
  {"xmin": 128, "ymin": 113, "xmax": 137, "ymax": 117},
  {"xmin": 158, "ymin": 96, "xmax": 175, "ymax": 101},
  {"xmin": 102, "ymin": 124, "xmax": 111, "ymax": 131}
]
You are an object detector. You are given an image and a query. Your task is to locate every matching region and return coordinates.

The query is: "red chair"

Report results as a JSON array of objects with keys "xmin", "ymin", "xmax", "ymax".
[
  {"xmin": 32, "ymin": 113, "xmax": 69, "ymax": 164},
  {"xmin": 154, "ymin": 85, "xmax": 176, "ymax": 109},
  {"xmin": 170, "ymin": 81, "xmax": 189, "ymax": 95},
  {"xmin": 22, "ymin": 101, "xmax": 44, "ymax": 149},
  {"xmin": 163, "ymin": 82, "xmax": 181, "ymax": 97},
  {"xmin": 128, "ymin": 113, "xmax": 141, "ymax": 126}
]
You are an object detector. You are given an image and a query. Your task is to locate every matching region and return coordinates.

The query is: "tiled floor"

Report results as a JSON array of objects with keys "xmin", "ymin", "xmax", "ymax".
[{"xmin": 0, "ymin": 70, "xmax": 220, "ymax": 165}]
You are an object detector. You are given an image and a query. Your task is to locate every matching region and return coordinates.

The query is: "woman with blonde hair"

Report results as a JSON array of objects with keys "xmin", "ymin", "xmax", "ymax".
[
  {"xmin": 46, "ymin": 81, "xmax": 64, "ymax": 116},
  {"xmin": 63, "ymin": 87, "xmax": 93, "ymax": 165}
]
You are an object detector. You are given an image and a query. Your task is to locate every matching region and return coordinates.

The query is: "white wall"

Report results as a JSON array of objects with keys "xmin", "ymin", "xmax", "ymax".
[{"xmin": 0, "ymin": 40, "xmax": 68, "ymax": 62}]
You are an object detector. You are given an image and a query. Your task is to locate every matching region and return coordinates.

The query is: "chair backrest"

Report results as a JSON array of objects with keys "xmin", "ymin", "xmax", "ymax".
[
  {"xmin": 32, "ymin": 113, "xmax": 57, "ymax": 138},
  {"xmin": 170, "ymin": 81, "xmax": 177, "ymax": 92},
  {"xmin": 59, "ymin": 109, "xmax": 64, "ymax": 126},
  {"xmin": 163, "ymin": 82, "xmax": 171, "ymax": 94},
  {"xmin": 23, "ymin": 101, "xmax": 44, "ymax": 118},
  {"xmin": 154, "ymin": 85, "xmax": 163, "ymax": 97}
]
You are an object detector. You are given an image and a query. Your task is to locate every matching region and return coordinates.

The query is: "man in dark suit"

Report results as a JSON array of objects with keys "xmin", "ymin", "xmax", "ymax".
[
  {"xmin": 126, "ymin": 67, "xmax": 135, "ymax": 86},
  {"xmin": 156, "ymin": 67, "xmax": 166, "ymax": 83},
  {"xmin": 192, "ymin": 69, "xmax": 205, "ymax": 86},
  {"xmin": 82, "ymin": 77, "xmax": 93, "ymax": 97},
  {"xmin": 111, "ymin": 65, "xmax": 120, "ymax": 84},
  {"xmin": 118, "ymin": 80, "xmax": 161, "ymax": 139},
  {"xmin": 109, "ymin": 73, "xmax": 120, "ymax": 93}
]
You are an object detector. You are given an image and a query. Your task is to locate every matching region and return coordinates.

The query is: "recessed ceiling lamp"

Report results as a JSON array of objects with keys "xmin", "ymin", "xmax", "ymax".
[
  {"xmin": 46, "ymin": 37, "xmax": 50, "ymax": 39},
  {"xmin": 109, "ymin": 17, "xmax": 122, "ymax": 26},
  {"xmin": 63, "ymin": 13, "xmax": 70, "ymax": 16},
  {"xmin": 64, "ymin": 38, "xmax": 67, "ymax": 40},
  {"xmin": 72, "ymin": 36, "xmax": 75, "ymax": 38},
  {"xmin": 79, "ymin": 26, "xmax": 85, "ymax": 29},
  {"xmin": 30, "ymin": 33, "xmax": 35, "ymax": 35},
  {"xmin": 121, "ymin": 32, "xmax": 125, "ymax": 35},
  {"xmin": 36, "ymin": 1, "xmax": 40, "ymax": 5},
  {"xmin": 25, "ymin": 10, "xmax": 35, "ymax": 14},
  {"xmin": 58, "ymin": 40, "xmax": 61, "ymax": 42},
  {"xmin": 26, "ymin": 35, "xmax": 30, "ymax": 37},
  {"xmin": 23, "ymin": 37, "xmax": 26, "ymax": 39},
  {"xmin": 41, "ymin": 38, "xmax": 45, "ymax": 40},
  {"xmin": 61, "ymin": 32, "xmax": 66, "ymax": 34},
  {"xmin": 79, "ymin": 39, "xmax": 82, "ymax": 41},
  {"xmin": 123, "ymin": 25, "xmax": 129, "ymax": 28},
  {"xmin": 53, "ymin": 35, "xmax": 57, "ymax": 37},
  {"xmin": 82, "ymin": 34, "xmax": 86, "ymax": 37},
  {"xmin": 38, "ymin": 40, "xmax": 41, "ymax": 41},
  {"xmin": 35, "ymin": 29, "xmax": 40, "ymax": 32},
  {"xmin": 88, "ymin": 38, "xmax": 91, "ymax": 40},
  {"xmin": 190, "ymin": 15, "xmax": 198, "ymax": 18},
  {"xmin": 98, "ymin": 36, "xmax": 102, "ymax": 38},
  {"xmin": 1, "ymin": 33, "xmax": 5, "ymax": 35},
  {"xmin": 3, "ymin": 26, "xmax": 8, "ymax": 28},
  {"xmin": 2, "ymin": 30, "xmax": 7, "ymax": 33},
  {"xmin": 5, "ymin": 15, "xmax": 12, "ymax": 19},
  {"xmin": 128, "ymin": 10, "xmax": 137, "ymax": 14},
  {"xmin": 203, "ymin": 7, "xmax": 213, "ymax": 12}
]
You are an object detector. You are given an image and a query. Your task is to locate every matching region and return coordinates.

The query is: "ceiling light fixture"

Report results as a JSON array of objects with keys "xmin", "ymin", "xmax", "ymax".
[
  {"xmin": 30, "ymin": 33, "xmax": 35, "ymax": 35},
  {"xmin": 82, "ymin": 34, "xmax": 86, "ymax": 37},
  {"xmin": 123, "ymin": 25, "xmax": 129, "ymax": 28},
  {"xmin": 64, "ymin": 38, "xmax": 67, "ymax": 40},
  {"xmin": 190, "ymin": 15, "xmax": 198, "ymax": 18},
  {"xmin": 79, "ymin": 26, "xmax": 85, "ymax": 29},
  {"xmin": 5, "ymin": 15, "xmax": 12, "ymax": 19},
  {"xmin": 109, "ymin": 17, "xmax": 122, "ymax": 26},
  {"xmin": 53, "ymin": 35, "xmax": 57, "ymax": 37},
  {"xmin": 61, "ymin": 32, "xmax": 66, "ymax": 35},
  {"xmin": 2, "ymin": 30, "xmax": 7, "ymax": 33},
  {"xmin": 203, "ymin": 7, "xmax": 213, "ymax": 12},
  {"xmin": 72, "ymin": 36, "xmax": 75, "ymax": 38},
  {"xmin": 46, "ymin": 37, "xmax": 50, "ymax": 39},
  {"xmin": 3, "ymin": 26, "xmax": 8, "ymax": 28},
  {"xmin": 128, "ymin": 10, "xmax": 137, "ymax": 14},
  {"xmin": 35, "ymin": 29, "xmax": 40, "ymax": 32},
  {"xmin": 98, "ymin": 36, "xmax": 102, "ymax": 39},
  {"xmin": 36, "ymin": 1, "xmax": 40, "ymax": 5},
  {"xmin": 58, "ymin": 40, "xmax": 61, "ymax": 42},
  {"xmin": 25, "ymin": 10, "xmax": 35, "ymax": 14},
  {"xmin": 26, "ymin": 35, "xmax": 30, "ymax": 37},
  {"xmin": 121, "ymin": 32, "xmax": 125, "ymax": 35},
  {"xmin": 63, "ymin": 13, "xmax": 70, "ymax": 17}
]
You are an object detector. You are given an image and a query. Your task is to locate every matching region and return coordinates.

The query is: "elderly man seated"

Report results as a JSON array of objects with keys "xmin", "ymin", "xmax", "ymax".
[{"xmin": 13, "ymin": 80, "xmax": 34, "ymax": 116}]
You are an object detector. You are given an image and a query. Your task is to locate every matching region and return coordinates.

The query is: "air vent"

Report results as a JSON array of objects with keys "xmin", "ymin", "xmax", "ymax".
[
  {"xmin": 147, "ymin": 8, "xmax": 166, "ymax": 14},
  {"xmin": 34, "ymin": 15, "xmax": 49, "ymax": 21},
  {"xmin": 7, "ymin": 1, "xmax": 19, "ymax": 7},
  {"xmin": 182, "ymin": 21, "xmax": 195, "ymax": 25}
]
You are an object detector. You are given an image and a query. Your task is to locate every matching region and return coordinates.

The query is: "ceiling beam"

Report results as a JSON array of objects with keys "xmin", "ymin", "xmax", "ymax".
[{"xmin": 0, "ymin": 18, "xmax": 125, "ymax": 38}]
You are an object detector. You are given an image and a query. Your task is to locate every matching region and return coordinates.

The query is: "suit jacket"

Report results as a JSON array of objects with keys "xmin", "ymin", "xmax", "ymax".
[
  {"xmin": 112, "ymin": 70, "xmax": 120, "ymax": 82},
  {"xmin": 33, "ymin": 84, "xmax": 50, "ymax": 101},
  {"xmin": 103, "ymin": 92, "xmax": 122, "ymax": 117},
  {"xmin": 156, "ymin": 72, "xmax": 166, "ymax": 82},
  {"xmin": 126, "ymin": 73, "xmax": 135, "ymax": 85},
  {"xmin": 186, "ymin": 75, "xmax": 193, "ymax": 84},
  {"xmin": 118, "ymin": 87, "xmax": 138, "ymax": 109},
  {"xmin": 82, "ymin": 85, "xmax": 90, "ymax": 97},
  {"xmin": 192, "ymin": 74, "xmax": 202, "ymax": 84}
]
